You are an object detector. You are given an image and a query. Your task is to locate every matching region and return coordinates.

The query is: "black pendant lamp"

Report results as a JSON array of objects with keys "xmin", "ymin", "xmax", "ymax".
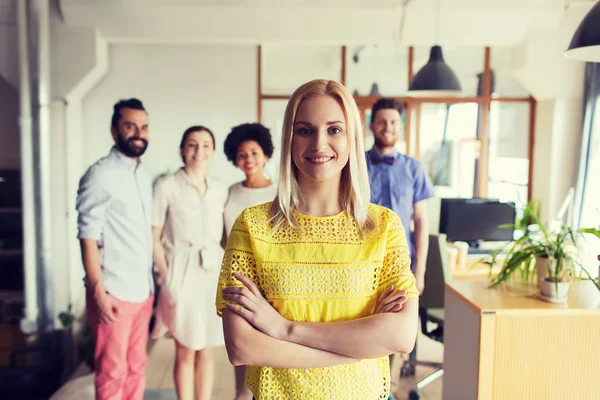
[
  {"xmin": 407, "ymin": 0, "xmax": 462, "ymax": 97},
  {"xmin": 408, "ymin": 45, "xmax": 462, "ymax": 97},
  {"xmin": 564, "ymin": 1, "xmax": 600, "ymax": 62},
  {"xmin": 369, "ymin": 82, "xmax": 381, "ymax": 96}
]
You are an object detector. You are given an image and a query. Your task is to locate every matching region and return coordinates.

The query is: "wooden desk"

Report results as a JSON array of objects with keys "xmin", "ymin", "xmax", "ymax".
[
  {"xmin": 450, "ymin": 255, "xmax": 503, "ymax": 282},
  {"xmin": 443, "ymin": 280, "xmax": 600, "ymax": 400}
]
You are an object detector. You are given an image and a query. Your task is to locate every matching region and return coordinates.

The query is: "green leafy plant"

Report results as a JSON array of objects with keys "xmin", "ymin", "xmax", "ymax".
[
  {"xmin": 78, "ymin": 320, "xmax": 95, "ymax": 370},
  {"xmin": 58, "ymin": 304, "xmax": 75, "ymax": 329},
  {"xmin": 580, "ymin": 226, "xmax": 600, "ymax": 239},
  {"xmin": 487, "ymin": 202, "xmax": 600, "ymax": 292},
  {"xmin": 58, "ymin": 304, "xmax": 95, "ymax": 369}
]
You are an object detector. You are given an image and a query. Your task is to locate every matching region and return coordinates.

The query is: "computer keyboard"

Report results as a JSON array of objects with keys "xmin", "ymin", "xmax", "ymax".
[{"xmin": 467, "ymin": 248, "xmax": 493, "ymax": 255}]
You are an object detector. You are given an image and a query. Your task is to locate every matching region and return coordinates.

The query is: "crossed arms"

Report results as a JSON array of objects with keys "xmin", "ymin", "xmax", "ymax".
[{"xmin": 221, "ymin": 274, "xmax": 418, "ymax": 369}]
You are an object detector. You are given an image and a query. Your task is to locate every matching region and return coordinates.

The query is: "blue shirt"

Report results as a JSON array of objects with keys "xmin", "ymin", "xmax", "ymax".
[
  {"xmin": 366, "ymin": 149, "xmax": 434, "ymax": 263},
  {"xmin": 76, "ymin": 147, "xmax": 154, "ymax": 302}
]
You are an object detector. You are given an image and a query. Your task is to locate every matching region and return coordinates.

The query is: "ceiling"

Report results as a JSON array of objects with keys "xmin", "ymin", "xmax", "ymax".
[
  {"xmin": 0, "ymin": 1, "xmax": 595, "ymax": 46},
  {"xmin": 45, "ymin": 0, "xmax": 582, "ymax": 45}
]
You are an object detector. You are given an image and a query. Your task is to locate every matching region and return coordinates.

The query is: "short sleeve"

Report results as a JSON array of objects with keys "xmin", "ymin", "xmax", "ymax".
[
  {"xmin": 412, "ymin": 160, "xmax": 435, "ymax": 204},
  {"xmin": 152, "ymin": 177, "xmax": 169, "ymax": 227},
  {"xmin": 215, "ymin": 209, "xmax": 259, "ymax": 316},
  {"xmin": 223, "ymin": 185, "xmax": 235, "ymax": 238},
  {"xmin": 76, "ymin": 166, "xmax": 111, "ymax": 241},
  {"xmin": 378, "ymin": 213, "xmax": 419, "ymax": 299}
]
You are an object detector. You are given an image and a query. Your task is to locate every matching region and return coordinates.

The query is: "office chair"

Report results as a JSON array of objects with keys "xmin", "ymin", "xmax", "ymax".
[{"xmin": 401, "ymin": 234, "xmax": 449, "ymax": 400}]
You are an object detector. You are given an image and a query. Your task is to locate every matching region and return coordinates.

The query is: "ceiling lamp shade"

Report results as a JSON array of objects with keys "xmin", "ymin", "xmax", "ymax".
[
  {"xmin": 369, "ymin": 82, "xmax": 381, "ymax": 96},
  {"xmin": 408, "ymin": 46, "xmax": 463, "ymax": 97},
  {"xmin": 565, "ymin": 1, "xmax": 600, "ymax": 62}
]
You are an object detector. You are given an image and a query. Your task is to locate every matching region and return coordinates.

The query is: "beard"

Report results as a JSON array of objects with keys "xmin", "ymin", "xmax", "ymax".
[
  {"xmin": 115, "ymin": 131, "xmax": 148, "ymax": 158},
  {"xmin": 374, "ymin": 134, "xmax": 396, "ymax": 149}
]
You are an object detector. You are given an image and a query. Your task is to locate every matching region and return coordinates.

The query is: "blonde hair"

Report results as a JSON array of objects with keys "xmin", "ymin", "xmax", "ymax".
[{"xmin": 268, "ymin": 79, "xmax": 375, "ymax": 233}]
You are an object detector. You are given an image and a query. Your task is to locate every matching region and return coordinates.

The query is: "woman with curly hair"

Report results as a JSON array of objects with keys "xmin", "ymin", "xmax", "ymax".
[{"xmin": 222, "ymin": 122, "xmax": 277, "ymax": 400}]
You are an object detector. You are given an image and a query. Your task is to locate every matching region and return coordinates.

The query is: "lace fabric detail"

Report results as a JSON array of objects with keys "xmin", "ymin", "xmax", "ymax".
[
  {"xmin": 247, "ymin": 358, "xmax": 391, "ymax": 400},
  {"xmin": 216, "ymin": 202, "xmax": 417, "ymax": 399},
  {"xmin": 244, "ymin": 204, "xmax": 376, "ymax": 245},
  {"xmin": 218, "ymin": 250, "xmax": 258, "ymax": 289},
  {"xmin": 260, "ymin": 260, "xmax": 382, "ymax": 300}
]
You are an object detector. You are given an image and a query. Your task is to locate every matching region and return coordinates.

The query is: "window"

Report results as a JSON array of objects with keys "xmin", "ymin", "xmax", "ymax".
[
  {"xmin": 487, "ymin": 102, "xmax": 530, "ymax": 207},
  {"xmin": 413, "ymin": 103, "xmax": 479, "ymax": 197},
  {"xmin": 576, "ymin": 64, "xmax": 600, "ymax": 276}
]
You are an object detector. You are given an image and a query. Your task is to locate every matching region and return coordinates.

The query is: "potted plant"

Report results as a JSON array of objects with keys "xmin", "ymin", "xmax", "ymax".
[
  {"xmin": 58, "ymin": 304, "xmax": 95, "ymax": 371},
  {"xmin": 486, "ymin": 203, "xmax": 600, "ymax": 302},
  {"xmin": 484, "ymin": 201, "xmax": 544, "ymax": 286},
  {"xmin": 575, "ymin": 226, "xmax": 600, "ymax": 307}
]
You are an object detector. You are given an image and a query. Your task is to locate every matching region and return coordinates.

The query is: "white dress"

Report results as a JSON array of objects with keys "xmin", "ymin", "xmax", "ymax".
[
  {"xmin": 151, "ymin": 169, "xmax": 227, "ymax": 350},
  {"xmin": 224, "ymin": 182, "xmax": 278, "ymax": 237}
]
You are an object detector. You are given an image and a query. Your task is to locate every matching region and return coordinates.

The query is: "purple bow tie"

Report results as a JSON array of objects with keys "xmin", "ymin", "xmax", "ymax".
[{"xmin": 370, "ymin": 153, "xmax": 395, "ymax": 165}]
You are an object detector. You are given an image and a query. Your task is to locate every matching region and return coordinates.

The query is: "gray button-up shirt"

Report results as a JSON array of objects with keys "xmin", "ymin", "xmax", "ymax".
[{"xmin": 76, "ymin": 147, "xmax": 154, "ymax": 302}]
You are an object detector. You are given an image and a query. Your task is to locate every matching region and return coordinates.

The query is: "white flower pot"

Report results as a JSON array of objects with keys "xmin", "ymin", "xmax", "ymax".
[
  {"xmin": 539, "ymin": 279, "xmax": 570, "ymax": 302},
  {"xmin": 578, "ymin": 279, "xmax": 600, "ymax": 308},
  {"xmin": 535, "ymin": 256, "xmax": 551, "ymax": 287}
]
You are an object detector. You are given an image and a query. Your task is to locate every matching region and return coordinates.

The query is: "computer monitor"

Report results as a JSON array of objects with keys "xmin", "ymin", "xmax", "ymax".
[{"xmin": 439, "ymin": 198, "xmax": 516, "ymax": 246}]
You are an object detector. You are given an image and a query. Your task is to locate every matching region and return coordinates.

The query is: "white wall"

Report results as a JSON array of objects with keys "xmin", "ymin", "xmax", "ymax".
[
  {"xmin": 0, "ymin": 76, "xmax": 20, "ymax": 169},
  {"xmin": 56, "ymin": 43, "xmax": 258, "ymax": 311},
  {"xmin": 50, "ymin": 99, "xmax": 70, "ymax": 322},
  {"xmin": 531, "ymin": 98, "xmax": 584, "ymax": 223},
  {"xmin": 547, "ymin": 99, "xmax": 584, "ymax": 218},
  {"xmin": 531, "ymin": 99, "xmax": 555, "ymax": 220},
  {"xmin": 262, "ymin": 45, "xmax": 342, "ymax": 95},
  {"xmin": 50, "ymin": 17, "xmax": 98, "ymax": 99},
  {"xmin": 82, "ymin": 44, "xmax": 257, "ymax": 186}
]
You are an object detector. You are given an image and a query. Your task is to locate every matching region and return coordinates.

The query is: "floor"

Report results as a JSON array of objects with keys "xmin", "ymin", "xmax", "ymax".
[{"xmin": 51, "ymin": 330, "xmax": 443, "ymax": 400}]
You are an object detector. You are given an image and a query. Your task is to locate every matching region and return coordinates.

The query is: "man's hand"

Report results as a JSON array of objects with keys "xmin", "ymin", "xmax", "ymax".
[
  {"xmin": 375, "ymin": 285, "xmax": 408, "ymax": 314},
  {"xmin": 93, "ymin": 287, "xmax": 121, "ymax": 324}
]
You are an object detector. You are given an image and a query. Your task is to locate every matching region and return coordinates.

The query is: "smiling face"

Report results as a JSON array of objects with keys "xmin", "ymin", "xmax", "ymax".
[
  {"xmin": 111, "ymin": 108, "xmax": 149, "ymax": 158},
  {"xmin": 369, "ymin": 108, "xmax": 403, "ymax": 150},
  {"xmin": 291, "ymin": 95, "xmax": 349, "ymax": 185},
  {"xmin": 181, "ymin": 129, "xmax": 215, "ymax": 170},
  {"xmin": 236, "ymin": 140, "xmax": 269, "ymax": 177}
]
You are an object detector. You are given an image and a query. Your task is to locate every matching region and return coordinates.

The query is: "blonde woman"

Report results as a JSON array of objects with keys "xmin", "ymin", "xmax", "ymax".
[
  {"xmin": 216, "ymin": 80, "xmax": 419, "ymax": 400},
  {"xmin": 153, "ymin": 126, "xmax": 227, "ymax": 400}
]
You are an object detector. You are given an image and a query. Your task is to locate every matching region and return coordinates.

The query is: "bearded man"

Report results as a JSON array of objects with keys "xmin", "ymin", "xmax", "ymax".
[{"xmin": 76, "ymin": 98, "xmax": 154, "ymax": 400}]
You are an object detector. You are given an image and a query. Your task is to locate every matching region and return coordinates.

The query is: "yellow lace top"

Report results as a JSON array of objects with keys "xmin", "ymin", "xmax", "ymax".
[{"xmin": 216, "ymin": 202, "xmax": 418, "ymax": 400}]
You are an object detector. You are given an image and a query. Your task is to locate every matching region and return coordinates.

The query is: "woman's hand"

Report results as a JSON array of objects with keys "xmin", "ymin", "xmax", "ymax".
[
  {"xmin": 158, "ymin": 266, "xmax": 168, "ymax": 285},
  {"xmin": 222, "ymin": 273, "xmax": 291, "ymax": 340},
  {"xmin": 375, "ymin": 285, "xmax": 408, "ymax": 314}
]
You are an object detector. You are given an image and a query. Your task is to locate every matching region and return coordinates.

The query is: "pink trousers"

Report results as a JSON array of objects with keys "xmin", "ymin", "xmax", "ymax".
[{"xmin": 87, "ymin": 291, "xmax": 154, "ymax": 400}]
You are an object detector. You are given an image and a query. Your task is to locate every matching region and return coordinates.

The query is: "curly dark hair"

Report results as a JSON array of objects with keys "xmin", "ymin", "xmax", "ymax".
[{"xmin": 223, "ymin": 123, "xmax": 274, "ymax": 166}]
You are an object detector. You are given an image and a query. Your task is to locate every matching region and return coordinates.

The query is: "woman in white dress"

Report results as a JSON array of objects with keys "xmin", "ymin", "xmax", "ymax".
[
  {"xmin": 152, "ymin": 126, "xmax": 227, "ymax": 400},
  {"xmin": 222, "ymin": 123, "xmax": 277, "ymax": 400}
]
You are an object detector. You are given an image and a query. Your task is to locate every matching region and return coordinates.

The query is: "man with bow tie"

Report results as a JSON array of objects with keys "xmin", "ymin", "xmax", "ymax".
[
  {"xmin": 366, "ymin": 98, "xmax": 434, "ymax": 296},
  {"xmin": 366, "ymin": 99, "xmax": 435, "ymax": 393}
]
